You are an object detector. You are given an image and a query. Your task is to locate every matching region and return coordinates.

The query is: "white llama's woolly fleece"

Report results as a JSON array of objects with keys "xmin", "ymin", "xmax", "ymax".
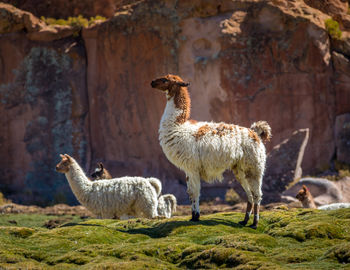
[
  {"xmin": 158, "ymin": 194, "xmax": 177, "ymax": 218},
  {"xmin": 64, "ymin": 157, "xmax": 160, "ymax": 219},
  {"xmin": 318, "ymin": 203, "xmax": 350, "ymax": 210}
]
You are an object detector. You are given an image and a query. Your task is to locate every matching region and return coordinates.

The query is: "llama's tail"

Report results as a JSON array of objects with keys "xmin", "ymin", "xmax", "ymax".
[
  {"xmin": 250, "ymin": 121, "xmax": 272, "ymax": 142},
  {"xmin": 162, "ymin": 194, "xmax": 177, "ymax": 213},
  {"xmin": 148, "ymin": 178, "xmax": 162, "ymax": 196}
]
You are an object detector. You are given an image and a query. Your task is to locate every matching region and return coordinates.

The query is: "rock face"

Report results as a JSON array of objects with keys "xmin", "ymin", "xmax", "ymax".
[
  {"xmin": 1, "ymin": 0, "xmax": 128, "ymax": 19},
  {"xmin": 263, "ymin": 129, "xmax": 310, "ymax": 203},
  {"xmin": 0, "ymin": 4, "xmax": 89, "ymax": 205},
  {"xmin": 1, "ymin": 0, "xmax": 350, "ymax": 205},
  {"xmin": 335, "ymin": 113, "xmax": 350, "ymax": 164}
]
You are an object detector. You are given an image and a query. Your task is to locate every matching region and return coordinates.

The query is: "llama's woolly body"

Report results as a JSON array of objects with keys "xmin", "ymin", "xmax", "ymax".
[
  {"xmin": 158, "ymin": 194, "xmax": 177, "ymax": 218},
  {"xmin": 318, "ymin": 203, "xmax": 350, "ymax": 210},
  {"xmin": 63, "ymin": 157, "xmax": 159, "ymax": 219},
  {"xmin": 160, "ymin": 103, "xmax": 267, "ymax": 183},
  {"xmin": 91, "ymin": 163, "xmax": 161, "ymax": 197},
  {"xmin": 90, "ymin": 163, "xmax": 175, "ymax": 218}
]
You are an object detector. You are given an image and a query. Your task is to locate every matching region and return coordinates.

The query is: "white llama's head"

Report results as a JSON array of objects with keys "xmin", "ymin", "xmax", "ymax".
[{"xmin": 55, "ymin": 154, "xmax": 73, "ymax": 173}]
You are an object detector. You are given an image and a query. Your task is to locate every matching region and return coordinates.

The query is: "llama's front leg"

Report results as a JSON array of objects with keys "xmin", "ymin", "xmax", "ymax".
[
  {"xmin": 186, "ymin": 174, "xmax": 201, "ymax": 221},
  {"xmin": 239, "ymin": 201, "xmax": 253, "ymax": 226},
  {"xmin": 249, "ymin": 204, "xmax": 260, "ymax": 229}
]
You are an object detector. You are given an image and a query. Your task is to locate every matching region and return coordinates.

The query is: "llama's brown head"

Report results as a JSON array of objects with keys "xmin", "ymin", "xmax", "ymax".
[
  {"xmin": 151, "ymin": 74, "xmax": 191, "ymax": 124},
  {"xmin": 55, "ymin": 154, "xmax": 73, "ymax": 173},
  {"xmin": 151, "ymin": 74, "xmax": 189, "ymax": 92},
  {"xmin": 296, "ymin": 185, "xmax": 310, "ymax": 202}
]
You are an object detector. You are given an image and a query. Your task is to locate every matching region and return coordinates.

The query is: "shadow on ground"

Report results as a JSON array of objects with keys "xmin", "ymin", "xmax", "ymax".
[{"xmin": 117, "ymin": 217, "xmax": 243, "ymax": 238}]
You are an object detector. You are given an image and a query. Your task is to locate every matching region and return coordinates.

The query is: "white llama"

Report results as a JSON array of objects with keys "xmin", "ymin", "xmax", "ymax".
[
  {"xmin": 55, "ymin": 154, "xmax": 160, "ymax": 219},
  {"xmin": 151, "ymin": 74, "xmax": 271, "ymax": 229},
  {"xmin": 318, "ymin": 203, "xmax": 350, "ymax": 210},
  {"xmin": 91, "ymin": 163, "xmax": 177, "ymax": 218}
]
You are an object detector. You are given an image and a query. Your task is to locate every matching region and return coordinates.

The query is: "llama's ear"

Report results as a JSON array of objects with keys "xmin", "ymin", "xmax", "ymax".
[
  {"xmin": 176, "ymin": 81, "xmax": 190, "ymax": 87},
  {"xmin": 64, "ymin": 154, "xmax": 72, "ymax": 161},
  {"xmin": 302, "ymin": 185, "xmax": 308, "ymax": 191},
  {"xmin": 99, "ymin": 163, "xmax": 104, "ymax": 170},
  {"xmin": 60, "ymin": 154, "xmax": 65, "ymax": 159}
]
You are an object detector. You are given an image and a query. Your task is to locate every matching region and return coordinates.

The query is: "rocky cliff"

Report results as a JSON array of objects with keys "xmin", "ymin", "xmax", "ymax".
[{"xmin": 0, "ymin": 0, "xmax": 350, "ymax": 205}]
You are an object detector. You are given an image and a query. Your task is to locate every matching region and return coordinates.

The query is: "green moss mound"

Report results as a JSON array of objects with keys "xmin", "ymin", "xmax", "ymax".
[{"xmin": 0, "ymin": 208, "xmax": 349, "ymax": 269}]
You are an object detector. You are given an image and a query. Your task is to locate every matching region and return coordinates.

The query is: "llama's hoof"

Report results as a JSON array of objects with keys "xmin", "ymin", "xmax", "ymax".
[
  {"xmin": 249, "ymin": 224, "xmax": 257, "ymax": 230},
  {"xmin": 190, "ymin": 211, "xmax": 200, "ymax": 221},
  {"xmin": 238, "ymin": 220, "xmax": 247, "ymax": 226}
]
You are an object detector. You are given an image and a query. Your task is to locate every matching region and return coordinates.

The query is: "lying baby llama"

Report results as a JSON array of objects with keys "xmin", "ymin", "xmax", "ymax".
[
  {"xmin": 91, "ymin": 162, "xmax": 177, "ymax": 218},
  {"xmin": 151, "ymin": 74, "xmax": 271, "ymax": 229},
  {"xmin": 55, "ymin": 154, "xmax": 160, "ymax": 219},
  {"xmin": 91, "ymin": 162, "xmax": 112, "ymax": 180},
  {"xmin": 296, "ymin": 185, "xmax": 350, "ymax": 210}
]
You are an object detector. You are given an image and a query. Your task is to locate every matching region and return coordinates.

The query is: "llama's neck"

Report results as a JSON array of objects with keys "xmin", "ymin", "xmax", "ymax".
[
  {"xmin": 65, "ymin": 159, "xmax": 92, "ymax": 204},
  {"xmin": 301, "ymin": 193, "xmax": 317, "ymax": 209},
  {"xmin": 160, "ymin": 86, "xmax": 191, "ymax": 129}
]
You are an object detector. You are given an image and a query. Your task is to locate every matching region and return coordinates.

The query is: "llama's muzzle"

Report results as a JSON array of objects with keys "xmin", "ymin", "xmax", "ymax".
[{"xmin": 150, "ymin": 81, "xmax": 157, "ymax": 88}]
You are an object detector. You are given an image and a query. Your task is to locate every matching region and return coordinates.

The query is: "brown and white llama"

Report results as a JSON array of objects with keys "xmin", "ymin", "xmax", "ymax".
[
  {"xmin": 91, "ymin": 162, "xmax": 112, "ymax": 180},
  {"xmin": 151, "ymin": 74, "xmax": 271, "ymax": 229},
  {"xmin": 91, "ymin": 163, "xmax": 177, "ymax": 218}
]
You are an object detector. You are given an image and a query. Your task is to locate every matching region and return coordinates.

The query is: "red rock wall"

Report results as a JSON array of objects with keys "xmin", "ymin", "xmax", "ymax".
[{"xmin": 1, "ymin": 0, "xmax": 350, "ymax": 205}]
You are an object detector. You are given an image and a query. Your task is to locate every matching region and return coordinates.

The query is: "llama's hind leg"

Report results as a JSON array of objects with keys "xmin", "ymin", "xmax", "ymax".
[
  {"xmin": 234, "ymin": 170, "xmax": 253, "ymax": 226},
  {"xmin": 186, "ymin": 173, "xmax": 201, "ymax": 221},
  {"xmin": 248, "ymin": 177, "xmax": 263, "ymax": 229}
]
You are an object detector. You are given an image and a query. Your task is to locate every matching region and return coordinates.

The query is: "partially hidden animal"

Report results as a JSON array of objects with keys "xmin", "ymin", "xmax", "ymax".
[
  {"xmin": 296, "ymin": 185, "xmax": 350, "ymax": 210},
  {"xmin": 296, "ymin": 185, "xmax": 317, "ymax": 209},
  {"xmin": 91, "ymin": 162, "xmax": 177, "ymax": 218},
  {"xmin": 151, "ymin": 74, "xmax": 271, "ymax": 229},
  {"xmin": 55, "ymin": 154, "xmax": 160, "ymax": 219},
  {"xmin": 157, "ymin": 194, "xmax": 177, "ymax": 218},
  {"xmin": 91, "ymin": 162, "xmax": 112, "ymax": 180}
]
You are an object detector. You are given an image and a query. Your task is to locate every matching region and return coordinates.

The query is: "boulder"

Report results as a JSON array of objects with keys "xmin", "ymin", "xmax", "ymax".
[
  {"xmin": 334, "ymin": 177, "xmax": 350, "ymax": 202},
  {"xmin": 0, "ymin": 3, "xmax": 44, "ymax": 34}
]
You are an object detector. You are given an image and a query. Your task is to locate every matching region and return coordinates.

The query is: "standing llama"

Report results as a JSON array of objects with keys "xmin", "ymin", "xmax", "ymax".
[
  {"xmin": 151, "ymin": 74, "xmax": 271, "ymax": 229},
  {"xmin": 91, "ymin": 163, "xmax": 177, "ymax": 218},
  {"xmin": 55, "ymin": 154, "xmax": 160, "ymax": 219}
]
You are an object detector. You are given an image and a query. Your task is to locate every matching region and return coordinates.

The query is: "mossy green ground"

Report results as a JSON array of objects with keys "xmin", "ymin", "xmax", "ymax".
[{"xmin": 0, "ymin": 209, "xmax": 349, "ymax": 269}]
